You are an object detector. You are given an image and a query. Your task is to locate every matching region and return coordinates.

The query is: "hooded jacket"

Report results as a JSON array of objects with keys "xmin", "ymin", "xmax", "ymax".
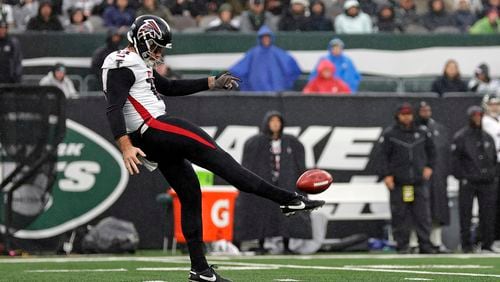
[
  {"xmin": 303, "ymin": 59, "xmax": 351, "ymax": 94},
  {"xmin": 39, "ymin": 70, "xmax": 78, "ymax": 98},
  {"xmin": 308, "ymin": 38, "xmax": 361, "ymax": 92},
  {"xmin": 229, "ymin": 26, "xmax": 302, "ymax": 92},
  {"xmin": 451, "ymin": 109, "xmax": 497, "ymax": 183},
  {"xmin": 235, "ymin": 111, "xmax": 311, "ymax": 241},
  {"xmin": 26, "ymin": 2, "xmax": 63, "ymax": 31}
]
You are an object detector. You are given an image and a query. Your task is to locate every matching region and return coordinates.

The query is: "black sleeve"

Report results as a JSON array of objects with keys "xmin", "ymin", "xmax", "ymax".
[
  {"xmin": 105, "ymin": 68, "xmax": 135, "ymax": 140},
  {"xmin": 153, "ymin": 70, "xmax": 209, "ymax": 96},
  {"xmin": 425, "ymin": 131, "xmax": 436, "ymax": 169}
]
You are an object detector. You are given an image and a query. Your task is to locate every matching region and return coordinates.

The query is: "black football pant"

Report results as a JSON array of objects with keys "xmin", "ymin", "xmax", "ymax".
[
  {"xmin": 390, "ymin": 184, "xmax": 432, "ymax": 252},
  {"xmin": 459, "ymin": 180, "xmax": 497, "ymax": 251},
  {"xmin": 132, "ymin": 115, "xmax": 296, "ymax": 271}
]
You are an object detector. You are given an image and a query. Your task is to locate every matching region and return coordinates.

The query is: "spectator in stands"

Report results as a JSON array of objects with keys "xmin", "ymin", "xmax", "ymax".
[
  {"xmin": 377, "ymin": 103, "xmax": 435, "ymax": 254},
  {"xmin": 13, "ymin": 0, "xmax": 39, "ymax": 30},
  {"xmin": 470, "ymin": 7, "xmax": 500, "ymax": 33},
  {"xmin": 376, "ymin": 3, "xmax": 403, "ymax": 32},
  {"xmin": 229, "ymin": 25, "xmax": 301, "ymax": 92},
  {"xmin": 0, "ymin": 0, "xmax": 15, "ymax": 28},
  {"xmin": 309, "ymin": 0, "xmax": 333, "ymax": 31},
  {"xmin": 0, "ymin": 20, "xmax": 22, "ymax": 83},
  {"xmin": 308, "ymin": 38, "xmax": 361, "ymax": 92},
  {"xmin": 303, "ymin": 59, "xmax": 351, "ymax": 94},
  {"xmin": 26, "ymin": 1, "xmax": 64, "ymax": 31},
  {"xmin": 266, "ymin": 0, "xmax": 284, "ymax": 16},
  {"xmin": 358, "ymin": 0, "xmax": 378, "ymax": 16},
  {"xmin": 468, "ymin": 63, "xmax": 500, "ymax": 95},
  {"xmin": 278, "ymin": 0, "xmax": 311, "ymax": 31},
  {"xmin": 155, "ymin": 61, "xmax": 182, "ymax": 79},
  {"xmin": 205, "ymin": 3, "xmax": 239, "ymax": 32},
  {"xmin": 102, "ymin": 0, "xmax": 135, "ymax": 31},
  {"xmin": 453, "ymin": 0, "xmax": 477, "ymax": 32},
  {"xmin": 452, "ymin": 105, "xmax": 498, "ymax": 253},
  {"xmin": 431, "ymin": 59, "xmax": 468, "ymax": 96},
  {"xmin": 65, "ymin": 8, "xmax": 93, "ymax": 32},
  {"xmin": 40, "ymin": 62, "xmax": 78, "ymax": 98},
  {"xmin": 62, "ymin": 0, "xmax": 101, "ymax": 17},
  {"xmin": 481, "ymin": 0, "xmax": 500, "ymax": 17},
  {"xmin": 168, "ymin": 0, "xmax": 206, "ymax": 18},
  {"xmin": 421, "ymin": 0, "xmax": 457, "ymax": 32},
  {"xmin": 415, "ymin": 102, "xmax": 451, "ymax": 253},
  {"xmin": 334, "ymin": 0, "xmax": 373, "ymax": 33},
  {"xmin": 395, "ymin": 0, "xmax": 422, "ymax": 32},
  {"xmin": 235, "ymin": 111, "xmax": 311, "ymax": 255},
  {"xmin": 90, "ymin": 28, "xmax": 123, "ymax": 84},
  {"xmin": 136, "ymin": 0, "xmax": 173, "ymax": 26},
  {"xmin": 239, "ymin": 0, "xmax": 277, "ymax": 32}
]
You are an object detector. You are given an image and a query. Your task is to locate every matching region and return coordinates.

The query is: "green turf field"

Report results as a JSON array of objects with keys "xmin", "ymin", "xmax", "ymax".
[{"xmin": 1, "ymin": 253, "xmax": 500, "ymax": 281}]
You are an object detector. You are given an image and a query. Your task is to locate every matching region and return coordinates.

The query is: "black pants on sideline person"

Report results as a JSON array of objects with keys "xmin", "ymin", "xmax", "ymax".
[
  {"xmin": 390, "ymin": 184, "xmax": 433, "ymax": 253},
  {"xmin": 459, "ymin": 180, "xmax": 497, "ymax": 252}
]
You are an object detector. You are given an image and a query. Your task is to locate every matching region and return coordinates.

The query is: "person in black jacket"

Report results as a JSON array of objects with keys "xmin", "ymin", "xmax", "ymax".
[
  {"xmin": 90, "ymin": 28, "xmax": 123, "ymax": 87},
  {"xmin": 0, "ymin": 20, "xmax": 22, "ymax": 83},
  {"xmin": 431, "ymin": 59, "xmax": 468, "ymax": 96},
  {"xmin": 26, "ymin": 0, "xmax": 64, "ymax": 31},
  {"xmin": 378, "ymin": 102, "xmax": 436, "ymax": 254},
  {"xmin": 234, "ymin": 111, "xmax": 312, "ymax": 254},
  {"xmin": 451, "ymin": 106, "xmax": 498, "ymax": 253},
  {"xmin": 415, "ymin": 102, "xmax": 451, "ymax": 253}
]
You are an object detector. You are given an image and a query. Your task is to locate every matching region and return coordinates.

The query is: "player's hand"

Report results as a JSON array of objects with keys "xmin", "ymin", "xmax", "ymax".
[
  {"xmin": 122, "ymin": 146, "xmax": 146, "ymax": 175},
  {"xmin": 384, "ymin": 176, "xmax": 395, "ymax": 191},
  {"xmin": 213, "ymin": 72, "xmax": 241, "ymax": 90},
  {"xmin": 423, "ymin": 167, "xmax": 433, "ymax": 181}
]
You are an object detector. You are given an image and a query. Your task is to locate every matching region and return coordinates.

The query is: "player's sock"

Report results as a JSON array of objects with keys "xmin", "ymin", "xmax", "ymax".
[{"xmin": 188, "ymin": 241, "xmax": 209, "ymax": 272}]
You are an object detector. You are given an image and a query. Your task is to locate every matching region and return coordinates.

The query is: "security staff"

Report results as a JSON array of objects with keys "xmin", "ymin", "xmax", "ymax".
[
  {"xmin": 415, "ymin": 101, "xmax": 451, "ymax": 253},
  {"xmin": 378, "ymin": 103, "xmax": 436, "ymax": 254},
  {"xmin": 0, "ymin": 20, "xmax": 22, "ymax": 83},
  {"xmin": 452, "ymin": 106, "xmax": 498, "ymax": 253}
]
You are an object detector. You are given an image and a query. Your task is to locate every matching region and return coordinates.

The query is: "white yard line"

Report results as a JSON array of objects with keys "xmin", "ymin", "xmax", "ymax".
[
  {"xmin": 343, "ymin": 265, "xmax": 493, "ymax": 269},
  {"xmin": 137, "ymin": 266, "xmax": 280, "ymax": 271},
  {"xmin": 25, "ymin": 268, "xmax": 127, "ymax": 273},
  {"xmin": 404, "ymin": 278, "xmax": 434, "ymax": 281}
]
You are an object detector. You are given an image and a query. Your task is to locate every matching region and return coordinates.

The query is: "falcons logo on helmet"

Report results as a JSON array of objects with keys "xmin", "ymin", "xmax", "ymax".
[{"xmin": 137, "ymin": 19, "xmax": 162, "ymax": 41}]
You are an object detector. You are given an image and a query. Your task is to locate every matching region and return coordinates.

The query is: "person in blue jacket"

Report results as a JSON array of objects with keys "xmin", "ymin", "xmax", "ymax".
[
  {"xmin": 308, "ymin": 37, "xmax": 361, "ymax": 92},
  {"xmin": 229, "ymin": 25, "xmax": 302, "ymax": 92}
]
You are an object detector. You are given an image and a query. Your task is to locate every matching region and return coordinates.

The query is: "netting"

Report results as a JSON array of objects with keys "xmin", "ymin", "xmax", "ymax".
[{"xmin": 0, "ymin": 85, "xmax": 66, "ymax": 233}]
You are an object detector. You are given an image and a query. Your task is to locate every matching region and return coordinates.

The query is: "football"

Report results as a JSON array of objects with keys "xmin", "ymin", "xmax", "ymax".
[{"xmin": 296, "ymin": 169, "xmax": 333, "ymax": 194}]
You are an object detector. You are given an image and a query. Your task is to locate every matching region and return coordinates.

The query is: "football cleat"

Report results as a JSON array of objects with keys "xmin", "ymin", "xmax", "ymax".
[
  {"xmin": 188, "ymin": 265, "xmax": 232, "ymax": 282},
  {"xmin": 280, "ymin": 193, "xmax": 325, "ymax": 216}
]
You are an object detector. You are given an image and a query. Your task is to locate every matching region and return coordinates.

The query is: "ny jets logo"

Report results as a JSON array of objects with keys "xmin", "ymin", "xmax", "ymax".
[{"xmin": 137, "ymin": 19, "xmax": 162, "ymax": 41}]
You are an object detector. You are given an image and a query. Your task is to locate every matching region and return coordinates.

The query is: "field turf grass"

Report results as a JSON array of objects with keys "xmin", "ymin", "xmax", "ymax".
[{"xmin": 1, "ymin": 252, "xmax": 500, "ymax": 281}]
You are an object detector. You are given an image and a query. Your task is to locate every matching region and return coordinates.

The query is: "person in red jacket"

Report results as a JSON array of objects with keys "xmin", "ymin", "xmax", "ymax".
[{"xmin": 303, "ymin": 59, "xmax": 351, "ymax": 94}]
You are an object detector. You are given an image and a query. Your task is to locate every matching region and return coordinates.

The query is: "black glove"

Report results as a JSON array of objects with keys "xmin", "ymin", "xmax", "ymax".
[{"xmin": 214, "ymin": 72, "xmax": 241, "ymax": 90}]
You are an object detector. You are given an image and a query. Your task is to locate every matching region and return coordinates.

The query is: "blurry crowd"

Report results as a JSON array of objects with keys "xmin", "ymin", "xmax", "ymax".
[{"xmin": 0, "ymin": 0, "xmax": 499, "ymax": 34}]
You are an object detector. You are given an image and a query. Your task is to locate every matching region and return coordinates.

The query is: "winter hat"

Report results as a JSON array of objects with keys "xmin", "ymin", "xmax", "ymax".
[
  {"xmin": 53, "ymin": 63, "xmax": 66, "ymax": 73},
  {"xmin": 291, "ymin": 0, "xmax": 309, "ymax": 7},
  {"xmin": 344, "ymin": 0, "xmax": 359, "ymax": 10},
  {"xmin": 467, "ymin": 105, "xmax": 483, "ymax": 116},
  {"xmin": 396, "ymin": 102, "xmax": 413, "ymax": 115},
  {"xmin": 328, "ymin": 38, "xmax": 345, "ymax": 48}
]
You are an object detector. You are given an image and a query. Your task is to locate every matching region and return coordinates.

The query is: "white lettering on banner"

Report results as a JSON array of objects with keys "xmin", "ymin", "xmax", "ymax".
[
  {"xmin": 297, "ymin": 126, "xmax": 332, "ymax": 168},
  {"xmin": 200, "ymin": 126, "xmax": 217, "ymax": 138},
  {"xmin": 59, "ymin": 161, "xmax": 101, "ymax": 192},
  {"xmin": 214, "ymin": 126, "xmax": 259, "ymax": 162},
  {"xmin": 317, "ymin": 127, "xmax": 382, "ymax": 170},
  {"xmin": 211, "ymin": 199, "xmax": 230, "ymax": 228},
  {"xmin": 283, "ymin": 127, "xmax": 301, "ymax": 137},
  {"xmin": 58, "ymin": 143, "xmax": 85, "ymax": 157}
]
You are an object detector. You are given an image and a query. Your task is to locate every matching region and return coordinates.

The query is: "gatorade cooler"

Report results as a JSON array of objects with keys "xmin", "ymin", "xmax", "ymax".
[{"xmin": 169, "ymin": 186, "xmax": 239, "ymax": 243}]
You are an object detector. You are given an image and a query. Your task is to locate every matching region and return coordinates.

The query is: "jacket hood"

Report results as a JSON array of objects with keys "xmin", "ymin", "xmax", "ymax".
[
  {"xmin": 261, "ymin": 110, "xmax": 284, "ymax": 136},
  {"xmin": 257, "ymin": 25, "xmax": 274, "ymax": 46},
  {"xmin": 317, "ymin": 59, "xmax": 335, "ymax": 74}
]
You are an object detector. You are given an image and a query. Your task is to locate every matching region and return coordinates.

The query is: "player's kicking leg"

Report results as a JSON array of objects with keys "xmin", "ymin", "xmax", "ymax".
[{"xmin": 142, "ymin": 116, "xmax": 325, "ymax": 215}]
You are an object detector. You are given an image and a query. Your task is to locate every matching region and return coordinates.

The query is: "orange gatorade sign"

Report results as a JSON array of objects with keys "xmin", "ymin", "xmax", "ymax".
[{"xmin": 169, "ymin": 186, "xmax": 239, "ymax": 243}]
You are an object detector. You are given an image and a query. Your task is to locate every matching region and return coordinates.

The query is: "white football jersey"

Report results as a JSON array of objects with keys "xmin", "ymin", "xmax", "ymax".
[
  {"xmin": 102, "ymin": 49, "xmax": 166, "ymax": 133},
  {"xmin": 482, "ymin": 114, "xmax": 500, "ymax": 161}
]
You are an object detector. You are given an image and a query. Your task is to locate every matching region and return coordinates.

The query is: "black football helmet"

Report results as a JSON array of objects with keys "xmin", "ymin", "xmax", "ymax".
[{"xmin": 127, "ymin": 15, "xmax": 172, "ymax": 67}]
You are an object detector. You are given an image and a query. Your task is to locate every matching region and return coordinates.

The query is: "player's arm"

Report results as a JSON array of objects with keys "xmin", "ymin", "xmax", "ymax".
[
  {"xmin": 153, "ymin": 71, "xmax": 240, "ymax": 96},
  {"xmin": 105, "ymin": 68, "xmax": 145, "ymax": 175}
]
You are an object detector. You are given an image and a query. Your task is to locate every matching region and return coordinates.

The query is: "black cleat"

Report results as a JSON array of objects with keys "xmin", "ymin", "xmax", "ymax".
[
  {"xmin": 188, "ymin": 265, "xmax": 232, "ymax": 282},
  {"xmin": 280, "ymin": 193, "xmax": 325, "ymax": 216}
]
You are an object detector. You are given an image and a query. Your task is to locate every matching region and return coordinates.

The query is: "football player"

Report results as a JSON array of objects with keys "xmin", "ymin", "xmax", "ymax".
[{"xmin": 102, "ymin": 15, "xmax": 325, "ymax": 282}]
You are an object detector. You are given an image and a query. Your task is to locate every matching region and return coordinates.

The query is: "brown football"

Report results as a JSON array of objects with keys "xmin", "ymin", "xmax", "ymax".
[{"xmin": 296, "ymin": 169, "xmax": 333, "ymax": 194}]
